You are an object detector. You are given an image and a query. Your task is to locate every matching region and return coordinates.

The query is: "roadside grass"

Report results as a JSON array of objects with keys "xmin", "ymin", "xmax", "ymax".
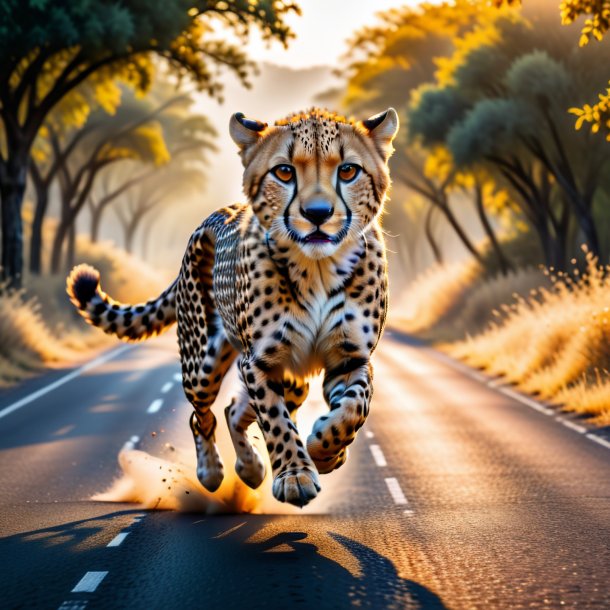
[
  {"xmin": 394, "ymin": 245, "xmax": 610, "ymax": 425},
  {"xmin": 0, "ymin": 227, "xmax": 168, "ymax": 387},
  {"xmin": 393, "ymin": 259, "xmax": 549, "ymax": 343}
]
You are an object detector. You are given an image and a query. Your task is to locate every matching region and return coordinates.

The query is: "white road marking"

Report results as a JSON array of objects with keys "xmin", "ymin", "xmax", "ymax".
[
  {"xmin": 487, "ymin": 378, "xmax": 504, "ymax": 388},
  {"xmin": 71, "ymin": 571, "xmax": 108, "ymax": 593},
  {"xmin": 385, "ymin": 477, "xmax": 409, "ymax": 506},
  {"xmin": 107, "ymin": 532, "xmax": 129, "ymax": 547},
  {"xmin": 391, "ymin": 334, "xmax": 610, "ymax": 453},
  {"xmin": 58, "ymin": 602, "xmax": 88, "ymax": 610},
  {"xmin": 147, "ymin": 399, "xmax": 163, "ymax": 414},
  {"xmin": 369, "ymin": 444, "xmax": 387, "ymax": 467},
  {"xmin": 426, "ymin": 348, "xmax": 488, "ymax": 382},
  {"xmin": 121, "ymin": 435, "xmax": 140, "ymax": 452},
  {"xmin": 213, "ymin": 522, "xmax": 246, "ymax": 539},
  {"xmin": 160, "ymin": 382, "xmax": 173, "ymax": 394},
  {"xmin": 586, "ymin": 433, "xmax": 610, "ymax": 450},
  {"xmin": 0, "ymin": 345, "xmax": 131, "ymax": 421},
  {"xmin": 496, "ymin": 386, "xmax": 554, "ymax": 416},
  {"xmin": 365, "ymin": 430, "xmax": 375, "ymax": 439},
  {"xmin": 173, "ymin": 373, "xmax": 182, "ymax": 383},
  {"xmin": 556, "ymin": 418, "xmax": 586, "ymax": 434}
]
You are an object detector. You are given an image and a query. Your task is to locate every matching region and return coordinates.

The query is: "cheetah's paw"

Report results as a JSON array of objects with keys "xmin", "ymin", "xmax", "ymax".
[
  {"xmin": 194, "ymin": 435, "xmax": 225, "ymax": 492},
  {"xmin": 306, "ymin": 410, "xmax": 357, "ymax": 474},
  {"xmin": 235, "ymin": 448, "xmax": 266, "ymax": 489},
  {"xmin": 272, "ymin": 468, "xmax": 321, "ymax": 507}
]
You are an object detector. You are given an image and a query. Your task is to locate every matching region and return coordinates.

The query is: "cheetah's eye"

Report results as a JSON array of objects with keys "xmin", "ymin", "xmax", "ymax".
[
  {"xmin": 272, "ymin": 164, "xmax": 295, "ymax": 183},
  {"xmin": 338, "ymin": 163, "xmax": 360, "ymax": 183}
]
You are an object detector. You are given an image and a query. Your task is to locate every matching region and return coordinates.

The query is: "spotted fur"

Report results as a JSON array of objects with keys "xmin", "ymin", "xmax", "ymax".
[{"xmin": 67, "ymin": 107, "xmax": 399, "ymax": 507}]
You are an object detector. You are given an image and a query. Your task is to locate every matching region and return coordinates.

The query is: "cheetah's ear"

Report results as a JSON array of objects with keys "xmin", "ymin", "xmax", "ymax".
[
  {"xmin": 362, "ymin": 108, "xmax": 399, "ymax": 160},
  {"xmin": 230, "ymin": 112, "xmax": 267, "ymax": 157}
]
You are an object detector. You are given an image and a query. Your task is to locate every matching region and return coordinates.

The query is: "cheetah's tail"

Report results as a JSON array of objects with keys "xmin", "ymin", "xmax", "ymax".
[{"xmin": 66, "ymin": 264, "xmax": 177, "ymax": 342}]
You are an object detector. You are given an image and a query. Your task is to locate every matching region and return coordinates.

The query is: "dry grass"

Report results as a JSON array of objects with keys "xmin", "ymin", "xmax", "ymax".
[
  {"xmin": 392, "ymin": 259, "xmax": 483, "ymax": 336},
  {"xmin": 393, "ymin": 258, "xmax": 548, "ymax": 342},
  {"xmin": 449, "ymin": 251, "xmax": 610, "ymax": 425},
  {"xmin": 0, "ymin": 229, "xmax": 168, "ymax": 387}
]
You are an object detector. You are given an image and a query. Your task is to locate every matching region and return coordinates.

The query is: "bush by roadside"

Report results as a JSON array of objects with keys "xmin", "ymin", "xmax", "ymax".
[
  {"xmin": 393, "ymin": 244, "xmax": 610, "ymax": 425},
  {"xmin": 0, "ymin": 232, "xmax": 168, "ymax": 387}
]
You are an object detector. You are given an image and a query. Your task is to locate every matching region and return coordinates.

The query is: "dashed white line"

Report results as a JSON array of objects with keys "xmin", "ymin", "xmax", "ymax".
[
  {"xmin": 161, "ymin": 382, "xmax": 174, "ymax": 394},
  {"xmin": 147, "ymin": 399, "xmax": 163, "ymax": 414},
  {"xmin": 173, "ymin": 373, "xmax": 182, "ymax": 383},
  {"xmin": 0, "ymin": 345, "xmax": 131, "ymax": 421},
  {"xmin": 71, "ymin": 571, "xmax": 108, "ymax": 593},
  {"xmin": 58, "ymin": 601, "xmax": 88, "ymax": 610},
  {"xmin": 132, "ymin": 514, "xmax": 146, "ymax": 522},
  {"xmin": 121, "ymin": 435, "xmax": 140, "ymax": 452},
  {"xmin": 556, "ymin": 418, "xmax": 586, "ymax": 434},
  {"xmin": 385, "ymin": 477, "xmax": 409, "ymax": 506},
  {"xmin": 586, "ymin": 433, "xmax": 610, "ymax": 450},
  {"xmin": 364, "ymin": 430, "xmax": 375, "ymax": 439},
  {"xmin": 369, "ymin": 444, "xmax": 387, "ymax": 467},
  {"xmin": 107, "ymin": 532, "xmax": 129, "ymax": 547}
]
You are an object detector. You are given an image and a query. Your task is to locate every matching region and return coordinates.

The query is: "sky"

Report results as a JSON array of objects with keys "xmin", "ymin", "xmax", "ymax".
[{"xmin": 242, "ymin": 0, "xmax": 425, "ymax": 68}]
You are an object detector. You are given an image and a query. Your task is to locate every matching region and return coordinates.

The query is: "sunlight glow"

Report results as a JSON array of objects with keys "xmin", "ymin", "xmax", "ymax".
[{"xmin": 242, "ymin": 0, "xmax": 441, "ymax": 69}]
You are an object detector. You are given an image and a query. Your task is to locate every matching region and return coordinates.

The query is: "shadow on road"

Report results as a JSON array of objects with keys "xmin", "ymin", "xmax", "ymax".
[{"xmin": 0, "ymin": 510, "xmax": 447, "ymax": 609}]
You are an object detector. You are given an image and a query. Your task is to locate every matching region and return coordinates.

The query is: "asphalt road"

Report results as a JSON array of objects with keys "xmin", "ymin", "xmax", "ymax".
[{"xmin": 0, "ymin": 330, "xmax": 609, "ymax": 609}]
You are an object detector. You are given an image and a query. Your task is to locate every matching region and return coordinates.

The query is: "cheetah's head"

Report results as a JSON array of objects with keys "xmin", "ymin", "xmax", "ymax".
[{"xmin": 229, "ymin": 107, "xmax": 399, "ymax": 260}]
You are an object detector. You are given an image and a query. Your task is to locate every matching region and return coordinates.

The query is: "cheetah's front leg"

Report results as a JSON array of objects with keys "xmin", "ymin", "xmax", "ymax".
[
  {"xmin": 307, "ymin": 360, "xmax": 372, "ymax": 474},
  {"xmin": 240, "ymin": 358, "xmax": 320, "ymax": 507},
  {"xmin": 225, "ymin": 389, "xmax": 266, "ymax": 489}
]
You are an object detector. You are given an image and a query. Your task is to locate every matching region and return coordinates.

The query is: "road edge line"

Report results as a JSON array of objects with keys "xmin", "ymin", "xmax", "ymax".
[
  {"xmin": 385, "ymin": 328, "xmax": 610, "ymax": 452},
  {"xmin": 0, "ymin": 344, "xmax": 131, "ymax": 421}
]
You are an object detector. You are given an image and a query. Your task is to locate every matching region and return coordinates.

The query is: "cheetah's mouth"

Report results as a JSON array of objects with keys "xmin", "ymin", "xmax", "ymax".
[{"xmin": 304, "ymin": 230, "xmax": 333, "ymax": 244}]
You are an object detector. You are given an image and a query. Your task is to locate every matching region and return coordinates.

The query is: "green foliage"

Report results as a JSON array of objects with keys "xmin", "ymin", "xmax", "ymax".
[
  {"xmin": 0, "ymin": 0, "xmax": 300, "ymax": 285},
  {"xmin": 490, "ymin": 1, "xmax": 610, "ymax": 136},
  {"xmin": 408, "ymin": 86, "xmax": 468, "ymax": 147},
  {"xmin": 505, "ymin": 51, "xmax": 571, "ymax": 103},
  {"xmin": 446, "ymin": 98, "xmax": 529, "ymax": 166}
]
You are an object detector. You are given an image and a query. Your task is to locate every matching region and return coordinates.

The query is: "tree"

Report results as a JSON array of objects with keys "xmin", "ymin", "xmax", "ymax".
[
  {"xmin": 88, "ymin": 91, "xmax": 216, "ymax": 247},
  {"xmin": 340, "ymin": 1, "xmax": 514, "ymax": 268},
  {"xmin": 409, "ymin": 8, "xmax": 610, "ymax": 268},
  {"xmin": 491, "ymin": 0, "xmax": 610, "ymax": 136},
  {"xmin": 28, "ymin": 80, "xmax": 144, "ymax": 272},
  {"xmin": 0, "ymin": 0, "xmax": 299, "ymax": 287},
  {"xmin": 114, "ymin": 162, "xmax": 205, "ymax": 254}
]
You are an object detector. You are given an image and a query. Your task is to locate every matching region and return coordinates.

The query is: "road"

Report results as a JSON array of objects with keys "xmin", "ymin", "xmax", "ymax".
[{"xmin": 0, "ymin": 330, "xmax": 609, "ymax": 609}]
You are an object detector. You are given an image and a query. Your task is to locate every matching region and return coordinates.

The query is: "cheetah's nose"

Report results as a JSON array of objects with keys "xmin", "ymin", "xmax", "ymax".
[{"xmin": 300, "ymin": 200, "xmax": 334, "ymax": 225}]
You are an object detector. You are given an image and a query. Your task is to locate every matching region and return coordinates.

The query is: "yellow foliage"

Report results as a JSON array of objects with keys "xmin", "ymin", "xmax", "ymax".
[
  {"xmin": 435, "ymin": 18, "xmax": 505, "ymax": 86},
  {"xmin": 560, "ymin": 0, "xmax": 610, "ymax": 46},
  {"xmin": 132, "ymin": 123, "xmax": 171, "ymax": 165},
  {"xmin": 93, "ymin": 79, "xmax": 123, "ymax": 115},
  {"xmin": 569, "ymin": 83, "xmax": 610, "ymax": 139}
]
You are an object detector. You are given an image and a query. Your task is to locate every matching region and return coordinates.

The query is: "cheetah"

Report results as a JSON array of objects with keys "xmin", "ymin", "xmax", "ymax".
[{"xmin": 67, "ymin": 107, "xmax": 399, "ymax": 507}]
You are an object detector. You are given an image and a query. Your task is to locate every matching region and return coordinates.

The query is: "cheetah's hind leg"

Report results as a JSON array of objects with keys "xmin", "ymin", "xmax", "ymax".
[{"xmin": 225, "ymin": 393, "xmax": 267, "ymax": 489}]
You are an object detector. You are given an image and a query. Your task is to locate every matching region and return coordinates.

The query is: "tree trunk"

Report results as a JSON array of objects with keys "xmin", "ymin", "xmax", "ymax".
[
  {"xmin": 0, "ymin": 156, "xmax": 27, "ymax": 288},
  {"xmin": 66, "ymin": 222, "xmax": 76, "ymax": 272},
  {"xmin": 50, "ymin": 219, "xmax": 68, "ymax": 274},
  {"xmin": 29, "ymin": 165, "xmax": 49, "ymax": 275},
  {"xmin": 473, "ymin": 183, "xmax": 511, "ymax": 275},
  {"xmin": 125, "ymin": 222, "xmax": 136, "ymax": 253},
  {"xmin": 90, "ymin": 204, "xmax": 102, "ymax": 243},
  {"xmin": 423, "ymin": 205, "xmax": 443, "ymax": 264},
  {"xmin": 436, "ymin": 200, "xmax": 485, "ymax": 265}
]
